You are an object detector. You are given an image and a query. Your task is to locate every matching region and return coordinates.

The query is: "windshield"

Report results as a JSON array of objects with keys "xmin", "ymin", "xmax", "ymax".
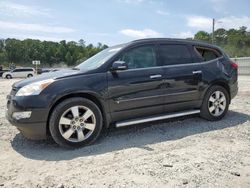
[{"xmin": 76, "ymin": 45, "xmax": 125, "ymax": 70}]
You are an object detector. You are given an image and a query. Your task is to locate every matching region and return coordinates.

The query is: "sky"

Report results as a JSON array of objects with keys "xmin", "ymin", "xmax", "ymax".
[{"xmin": 0, "ymin": 0, "xmax": 250, "ymax": 45}]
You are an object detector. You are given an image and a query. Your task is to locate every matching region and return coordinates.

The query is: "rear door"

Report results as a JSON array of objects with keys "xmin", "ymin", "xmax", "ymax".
[
  {"xmin": 20, "ymin": 69, "xmax": 27, "ymax": 77},
  {"xmin": 107, "ymin": 44, "xmax": 165, "ymax": 122},
  {"xmin": 158, "ymin": 44, "xmax": 203, "ymax": 112},
  {"xmin": 25, "ymin": 68, "xmax": 33, "ymax": 77},
  {"xmin": 11, "ymin": 69, "xmax": 21, "ymax": 78}
]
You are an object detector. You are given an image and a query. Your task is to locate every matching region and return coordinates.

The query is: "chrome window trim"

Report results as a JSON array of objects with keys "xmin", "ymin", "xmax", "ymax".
[{"xmin": 113, "ymin": 56, "xmax": 223, "ymax": 72}]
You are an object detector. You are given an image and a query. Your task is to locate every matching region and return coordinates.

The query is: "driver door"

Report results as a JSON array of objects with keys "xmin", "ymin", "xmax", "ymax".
[{"xmin": 107, "ymin": 44, "xmax": 165, "ymax": 122}]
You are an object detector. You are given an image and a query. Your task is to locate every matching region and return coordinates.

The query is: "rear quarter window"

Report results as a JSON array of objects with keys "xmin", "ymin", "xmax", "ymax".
[{"xmin": 194, "ymin": 46, "xmax": 222, "ymax": 62}]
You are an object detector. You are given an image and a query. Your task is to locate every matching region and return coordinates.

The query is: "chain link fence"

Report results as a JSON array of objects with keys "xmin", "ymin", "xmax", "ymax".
[{"xmin": 231, "ymin": 57, "xmax": 250, "ymax": 75}]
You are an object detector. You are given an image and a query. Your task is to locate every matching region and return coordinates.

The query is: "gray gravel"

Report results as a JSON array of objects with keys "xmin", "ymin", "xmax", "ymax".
[{"xmin": 0, "ymin": 76, "xmax": 250, "ymax": 188}]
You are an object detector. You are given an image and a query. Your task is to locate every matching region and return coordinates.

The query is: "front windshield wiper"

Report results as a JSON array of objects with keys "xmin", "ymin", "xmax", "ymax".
[{"xmin": 72, "ymin": 67, "xmax": 80, "ymax": 70}]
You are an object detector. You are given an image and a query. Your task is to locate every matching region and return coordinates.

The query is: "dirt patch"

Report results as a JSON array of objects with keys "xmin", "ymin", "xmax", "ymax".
[{"xmin": 0, "ymin": 77, "xmax": 250, "ymax": 188}]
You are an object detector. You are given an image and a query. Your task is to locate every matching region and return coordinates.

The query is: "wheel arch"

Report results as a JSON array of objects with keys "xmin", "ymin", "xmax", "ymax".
[
  {"xmin": 203, "ymin": 80, "xmax": 231, "ymax": 103},
  {"xmin": 46, "ymin": 92, "xmax": 110, "ymax": 136},
  {"xmin": 6, "ymin": 74, "xmax": 12, "ymax": 78}
]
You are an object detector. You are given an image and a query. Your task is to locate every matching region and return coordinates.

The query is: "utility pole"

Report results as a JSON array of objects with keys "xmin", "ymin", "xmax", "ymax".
[{"xmin": 212, "ymin": 18, "xmax": 215, "ymax": 44}]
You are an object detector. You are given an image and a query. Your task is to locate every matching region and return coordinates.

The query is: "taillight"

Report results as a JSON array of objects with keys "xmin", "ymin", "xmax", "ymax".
[{"xmin": 230, "ymin": 61, "xmax": 238, "ymax": 69}]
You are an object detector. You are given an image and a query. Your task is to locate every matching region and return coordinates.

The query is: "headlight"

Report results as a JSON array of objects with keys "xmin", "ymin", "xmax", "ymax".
[{"xmin": 16, "ymin": 79, "xmax": 55, "ymax": 96}]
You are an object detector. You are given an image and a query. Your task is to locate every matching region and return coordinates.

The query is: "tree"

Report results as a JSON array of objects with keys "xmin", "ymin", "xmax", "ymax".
[
  {"xmin": 214, "ymin": 28, "xmax": 227, "ymax": 45},
  {"xmin": 78, "ymin": 39, "xmax": 85, "ymax": 47},
  {"xmin": 194, "ymin": 31, "xmax": 211, "ymax": 42},
  {"xmin": 0, "ymin": 39, "xmax": 4, "ymax": 53},
  {"xmin": 57, "ymin": 45, "xmax": 67, "ymax": 62},
  {"xmin": 65, "ymin": 51, "xmax": 73, "ymax": 66},
  {"xmin": 5, "ymin": 39, "xmax": 24, "ymax": 64}
]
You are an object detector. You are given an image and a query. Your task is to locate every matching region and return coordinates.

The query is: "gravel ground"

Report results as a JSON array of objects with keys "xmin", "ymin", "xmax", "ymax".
[{"xmin": 0, "ymin": 76, "xmax": 250, "ymax": 188}]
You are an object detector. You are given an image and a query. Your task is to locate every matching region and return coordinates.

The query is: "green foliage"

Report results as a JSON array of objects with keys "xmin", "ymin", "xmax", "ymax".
[
  {"xmin": 65, "ymin": 51, "xmax": 73, "ymax": 66},
  {"xmin": 194, "ymin": 26, "xmax": 250, "ymax": 57},
  {"xmin": 2, "ymin": 27, "xmax": 249, "ymax": 67},
  {"xmin": 194, "ymin": 31, "xmax": 211, "ymax": 42},
  {"xmin": 0, "ymin": 38, "xmax": 108, "ymax": 67}
]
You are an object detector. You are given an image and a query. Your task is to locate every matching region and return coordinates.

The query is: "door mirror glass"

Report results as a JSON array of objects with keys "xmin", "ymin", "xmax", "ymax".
[{"xmin": 111, "ymin": 61, "xmax": 128, "ymax": 71}]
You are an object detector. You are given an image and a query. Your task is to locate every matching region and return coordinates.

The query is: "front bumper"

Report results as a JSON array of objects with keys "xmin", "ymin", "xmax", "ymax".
[{"xmin": 6, "ymin": 95, "xmax": 49, "ymax": 140}]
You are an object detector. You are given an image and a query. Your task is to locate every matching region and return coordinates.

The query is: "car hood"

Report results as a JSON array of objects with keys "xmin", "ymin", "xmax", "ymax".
[{"xmin": 13, "ymin": 69, "xmax": 85, "ymax": 88}]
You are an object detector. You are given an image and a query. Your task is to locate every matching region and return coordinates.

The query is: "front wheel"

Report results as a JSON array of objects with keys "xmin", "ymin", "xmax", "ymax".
[
  {"xmin": 200, "ymin": 85, "xmax": 230, "ymax": 121},
  {"xmin": 49, "ymin": 98, "xmax": 103, "ymax": 148},
  {"xmin": 6, "ymin": 75, "xmax": 12, "ymax": 79}
]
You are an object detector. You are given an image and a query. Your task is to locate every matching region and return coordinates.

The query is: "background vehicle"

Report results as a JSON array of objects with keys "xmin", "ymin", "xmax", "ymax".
[
  {"xmin": 0, "ymin": 69, "xmax": 10, "ymax": 77},
  {"xmin": 6, "ymin": 39, "xmax": 238, "ymax": 148},
  {"xmin": 2, "ymin": 67, "xmax": 35, "ymax": 79}
]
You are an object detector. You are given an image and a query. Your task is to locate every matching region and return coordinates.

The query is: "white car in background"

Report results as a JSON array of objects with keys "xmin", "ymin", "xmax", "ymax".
[{"xmin": 2, "ymin": 68, "xmax": 35, "ymax": 79}]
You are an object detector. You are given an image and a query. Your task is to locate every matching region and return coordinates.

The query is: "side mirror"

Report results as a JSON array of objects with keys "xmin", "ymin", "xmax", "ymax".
[{"xmin": 111, "ymin": 61, "xmax": 128, "ymax": 71}]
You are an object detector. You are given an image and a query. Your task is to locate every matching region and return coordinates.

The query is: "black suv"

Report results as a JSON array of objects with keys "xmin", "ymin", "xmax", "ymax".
[{"xmin": 6, "ymin": 38, "xmax": 238, "ymax": 148}]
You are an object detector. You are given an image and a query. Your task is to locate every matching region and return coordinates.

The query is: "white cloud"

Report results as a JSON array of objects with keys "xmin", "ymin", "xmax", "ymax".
[
  {"xmin": 186, "ymin": 16, "xmax": 212, "ymax": 29},
  {"xmin": 0, "ymin": 1, "xmax": 51, "ymax": 17},
  {"xmin": 0, "ymin": 20, "xmax": 75, "ymax": 34},
  {"xmin": 120, "ymin": 29, "xmax": 163, "ymax": 38},
  {"xmin": 186, "ymin": 15, "xmax": 250, "ymax": 30},
  {"xmin": 156, "ymin": 10, "xmax": 169, "ymax": 16},
  {"xmin": 217, "ymin": 16, "xmax": 250, "ymax": 30},
  {"xmin": 172, "ymin": 31, "xmax": 194, "ymax": 39}
]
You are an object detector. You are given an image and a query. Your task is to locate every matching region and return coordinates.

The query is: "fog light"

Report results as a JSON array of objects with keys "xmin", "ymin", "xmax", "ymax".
[{"xmin": 12, "ymin": 111, "xmax": 32, "ymax": 120}]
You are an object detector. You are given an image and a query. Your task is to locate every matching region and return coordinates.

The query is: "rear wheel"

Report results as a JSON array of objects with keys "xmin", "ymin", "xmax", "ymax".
[
  {"xmin": 27, "ymin": 74, "xmax": 33, "ymax": 78},
  {"xmin": 49, "ymin": 98, "xmax": 103, "ymax": 148},
  {"xmin": 200, "ymin": 85, "xmax": 229, "ymax": 121},
  {"xmin": 6, "ymin": 75, "xmax": 12, "ymax": 79}
]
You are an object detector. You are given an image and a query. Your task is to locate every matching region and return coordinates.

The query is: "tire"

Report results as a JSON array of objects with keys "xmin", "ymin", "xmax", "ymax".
[
  {"xmin": 6, "ymin": 75, "xmax": 12, "ymax": 79},
  {"xmin": 27, "ymin": 74, "xmax": 33, "ymax": 78},
  {"xmin": 49, "ymin": 97, "xmax": 103, "ymax": 148},
  {"xmin": 200, "ymin": 85, "xmax": 230, "ymax": 121}
]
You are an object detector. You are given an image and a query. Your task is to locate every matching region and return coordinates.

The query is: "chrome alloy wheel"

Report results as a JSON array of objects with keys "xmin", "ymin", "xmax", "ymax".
[
  {"xmin": 208, "ymin": 91, "xmax": 227, "ymax": 117},
  {"xmin": 58, "ymin": 106, "xmax": 96, "ymax": 142}
]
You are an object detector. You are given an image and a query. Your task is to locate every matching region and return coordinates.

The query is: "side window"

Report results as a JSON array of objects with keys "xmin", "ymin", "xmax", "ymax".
[
  {"xmin": 118, "ymin": 45, "xmax": 157, "ymax": 69},
  {"xmin": 13, "ymin": 69, "xmax": 21, "ymax": 72},
  {"xmin": 195, "ymin": 47, "xmax": 221, "ymax": 61},
  {"xmin": 158, "ymin": 44, "xmax": 192, "ymax": 66}
]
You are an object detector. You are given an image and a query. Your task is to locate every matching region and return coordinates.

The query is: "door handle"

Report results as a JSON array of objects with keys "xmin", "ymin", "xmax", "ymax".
[
  {"xmin": 192, "ymin": 70, "xmax": 202, "ymax": 74},
  {"xmin": 150, "ymin": 74, "xmax": 162, "ymax": 79}
]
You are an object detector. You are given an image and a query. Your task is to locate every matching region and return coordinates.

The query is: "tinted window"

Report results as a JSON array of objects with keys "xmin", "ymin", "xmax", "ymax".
[
  {"xmin": 23, "ymin": 69, "xmax": 33, "ymax": 71},
  {"xmin": 158, "ymin": 45, "xmax": 192, "ymax": 66},
  {"xmin": 13, "ymin": 69, "xmax": 22, "ymax": 72},
  {"xmin": 117, "ymin": 45, "xmax": 157, "ymax": 69},
  {"xmin": 195, "ymin": 47, "xmax": 221, "ymax": 61}
]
